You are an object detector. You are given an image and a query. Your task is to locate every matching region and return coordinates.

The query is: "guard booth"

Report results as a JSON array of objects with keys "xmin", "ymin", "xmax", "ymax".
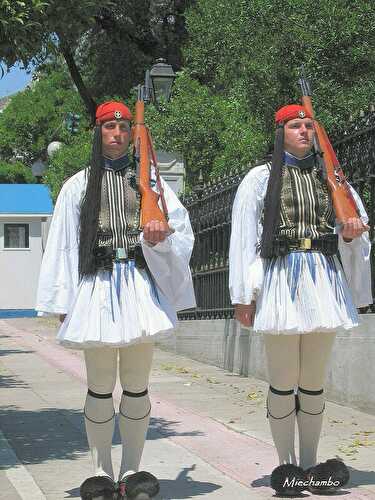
[
  {"xmin": 157, "ymin": 150, "xmax": 185, "ymax": 195},
  {"xmin": 0, "ymin": 184, "xmax": 53, "ymax": 317}
]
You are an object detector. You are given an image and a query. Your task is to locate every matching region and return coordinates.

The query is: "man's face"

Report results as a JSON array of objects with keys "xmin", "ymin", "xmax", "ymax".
[
  {"xmin": 283, "ymin": 118, "xmax": 314, "ymax": 158},
  {"xmin": 101, "ymin": 120, "xmax": 131, "ymax": 159}
]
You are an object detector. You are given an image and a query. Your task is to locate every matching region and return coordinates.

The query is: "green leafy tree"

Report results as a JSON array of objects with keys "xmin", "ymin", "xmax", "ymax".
[
  {"xmin": 184, "ymin": 0, "xmax": 375, "ymax": 133},
  {"xmin": 0, "ymin": 1, "xmax": 193, "ymax": 119},
  {"xmin": 146, "ymin": 72, "xmax": 267, "ymax": 185},
  {"xmin": 0, "ymin": 161, "xmax": 35, "ymax": 183},
  {"xmin": 0, "ymin": 66, "xmax": 88, "ymax": 165},
  {"xmin": 45, "ymin": 132, "xmax": 91, "ymax": 200}
]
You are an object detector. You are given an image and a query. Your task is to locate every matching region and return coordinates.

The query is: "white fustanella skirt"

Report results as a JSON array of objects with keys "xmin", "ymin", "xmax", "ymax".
[
  {"xmin": 57, "ymin": 261, "xmax": 177, "ymax": 349},
  {"xmin": 254, "ymin": 251, "xmax": 358, "ymax": 334}
]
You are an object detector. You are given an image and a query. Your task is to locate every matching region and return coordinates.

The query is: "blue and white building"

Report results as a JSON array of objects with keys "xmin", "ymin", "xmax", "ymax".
[{"xmin": 0, "ymin": 184, "xmax": 53, "ymax": 317}]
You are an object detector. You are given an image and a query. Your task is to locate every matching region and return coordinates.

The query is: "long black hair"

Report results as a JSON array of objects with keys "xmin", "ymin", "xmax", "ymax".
[
  {"xmin": 78, "ymin": 125, "xmax": 104, "ymax": 278},
  {"xmin": 260, "ymin": 124, "xmax": 285, "ymax": 258}
]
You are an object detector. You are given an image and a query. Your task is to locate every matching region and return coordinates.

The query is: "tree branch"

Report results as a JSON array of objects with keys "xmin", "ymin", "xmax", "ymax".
[{"xmin": 58, "ymin": 34, "xmax": 97, "ymax": 123}]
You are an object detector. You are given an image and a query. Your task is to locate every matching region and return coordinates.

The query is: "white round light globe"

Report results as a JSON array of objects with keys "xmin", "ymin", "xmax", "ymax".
[{"xmin": 47, "ymin": 141, "xmax": 63, "ymax": 157}]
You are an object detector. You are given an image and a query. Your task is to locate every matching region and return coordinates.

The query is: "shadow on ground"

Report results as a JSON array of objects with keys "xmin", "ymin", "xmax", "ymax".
[
  {"xmin": 0, "ymin": 348, "xmax": 34, "ymax": 357},
  {"xmin": 0, "ymin": 407, "xmax": 204, "ymax": 469},
  {"xmin": 64, "ymin": 465, "xmax": 221, "ymax": 499}
]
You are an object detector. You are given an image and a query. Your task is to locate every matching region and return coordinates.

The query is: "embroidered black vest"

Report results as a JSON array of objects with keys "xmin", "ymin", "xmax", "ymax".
[
  {"xmin": 96, "ymin": 157, "xmax": 141, "ymax": 253},
  {"xmin": 278, "ymin": 160, "xmax": 335, "ymax": 239}
]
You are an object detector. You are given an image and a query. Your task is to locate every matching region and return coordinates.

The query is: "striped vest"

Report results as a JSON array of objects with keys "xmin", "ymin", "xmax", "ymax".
[
  {"xmin": 278, "ymin": 163, "xmax": 334, "ymax": 239},
  {"xmin": 96, "ymin": 163, "xmax": 141, "ymax": 253}
]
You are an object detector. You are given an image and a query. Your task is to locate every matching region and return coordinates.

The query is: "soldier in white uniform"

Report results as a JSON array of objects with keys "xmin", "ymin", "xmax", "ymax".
[
  {"xmin": 229, "ymin": 104, "xmax": 372, "ymax": 495},
  {"xmin": 37, "ymin": 101, "xmax": 196, "ymax": 499}
]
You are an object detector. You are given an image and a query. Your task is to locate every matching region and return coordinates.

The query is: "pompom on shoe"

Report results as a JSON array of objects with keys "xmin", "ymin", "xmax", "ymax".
[
  {"xmin": 270, "ymin": 464, "xmax": 307, "ymax": 497},
  {"xmin": 118, "ymin": 471, "xmax": 160, "ymax": 500},
  {"xmin": 80, "ymin": 476, "xmax": 116, "ymax": 500},
  {"xmin": 306, "ymin": 459, "xmax": 350, "ymax": 494}
]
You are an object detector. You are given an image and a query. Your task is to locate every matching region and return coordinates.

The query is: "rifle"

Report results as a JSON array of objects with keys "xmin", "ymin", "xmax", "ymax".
[
  {"xmin": 132, "ymin": 77, "xmax": 169, "ymax": 228},
  {"xmin": 298, "ymin": 71, "xmax": 359, "ymax": 223}
]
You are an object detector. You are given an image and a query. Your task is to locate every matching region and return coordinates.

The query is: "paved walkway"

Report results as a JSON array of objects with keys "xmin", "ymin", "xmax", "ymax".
[{"xmin": 1, "ymin": 318, "xmax": 375, "ymax": 499}]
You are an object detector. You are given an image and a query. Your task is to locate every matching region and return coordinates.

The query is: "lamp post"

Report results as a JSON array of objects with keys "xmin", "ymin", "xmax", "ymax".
[
  {"xmin": 148, "ymin": 58, "xmax": 176, "ymax": 106},
  {"xmin": 31, "ymin": 159, "xmax": 46, "ymax": 184},
  {"xmin": 140, "ymin": 59, "xmax": 185, "ymax": 195}
]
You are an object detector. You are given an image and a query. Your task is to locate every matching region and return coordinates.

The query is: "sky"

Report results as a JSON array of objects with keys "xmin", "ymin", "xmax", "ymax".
[{"xmin": 0, "ymin": 64, "xmax": 33, "ymax": 98}]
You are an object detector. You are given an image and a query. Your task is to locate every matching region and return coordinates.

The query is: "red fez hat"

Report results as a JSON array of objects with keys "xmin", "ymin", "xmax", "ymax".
[
  {"xmin": 96, "ymin": 101, "xmax": 132, "ymax": 124},
  {"xmin": 275, "ymin": 104, "xmax": 312, "ymax": 125}
]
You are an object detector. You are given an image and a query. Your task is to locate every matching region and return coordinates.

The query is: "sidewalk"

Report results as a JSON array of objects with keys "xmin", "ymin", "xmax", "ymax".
[{"xmin": 0, "ymin": 317, "xmax": 375, "ymax": 499}]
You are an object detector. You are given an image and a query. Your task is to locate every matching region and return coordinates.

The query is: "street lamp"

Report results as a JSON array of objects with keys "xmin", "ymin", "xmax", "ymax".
[
  {"xmin": 31, "ymin": 158, "xmax": 46, "ymax": 183},
  {"xmin": 149, "ymin": 58, "xmax": 176, "ymax": 105}
]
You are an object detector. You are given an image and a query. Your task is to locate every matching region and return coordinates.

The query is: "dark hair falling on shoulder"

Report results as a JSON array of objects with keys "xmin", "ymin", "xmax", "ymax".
[
  {"xmin": 260, "ymin": 124, "xmax": 285, "ymax": 258},
  {"xmin": 78, "ymin": 125, "xmax": 104, "ymax": 278}
]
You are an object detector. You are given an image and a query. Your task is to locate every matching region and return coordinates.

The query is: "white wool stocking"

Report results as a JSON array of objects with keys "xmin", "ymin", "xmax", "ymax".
[
  {"xmin": 118, "ymin": 343, "xmax": 154, "ymax": 480},
  {"xmin": 84, "ymin": 348, "xmax": 118, "ymax": 479},
  {"xmin": 264, "ymin": 332, "xmax": 336, "ymax": 468},
  {"xmin": 84, "ymin": 392, "xmax": 115, "ymax": 478},
  {"xmin": 297, "ymin": 331, "xmax": 336, "ymax": 469},
  {"xmin": 118, "ymin": 391, "xmax": 151, "ymax": 478},
  {"xmin": 296, "ymin": 388, "xmax": 325, "ymax": 469},
  {"xmin": 267, "ymin": 387, "xmax": 297, "ymax": 465},
  {"xmin": 264, "ymin": 334, "xmax": 300, "ymax": 465}
]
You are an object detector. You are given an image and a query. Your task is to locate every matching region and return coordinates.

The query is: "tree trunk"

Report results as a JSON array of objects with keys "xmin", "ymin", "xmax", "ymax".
[{"xmin": 58, "ymin": 35, "xmax": 97, "ymax": 123}]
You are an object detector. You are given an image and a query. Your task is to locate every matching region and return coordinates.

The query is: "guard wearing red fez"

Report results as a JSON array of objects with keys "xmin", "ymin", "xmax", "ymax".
[
  {"xmin": 229, "ymin": 104, "xmax": 372, "ymax": 495},
  {"xmin": 36, "ymin": 101, "xmax": 196, "ymax": 499}
]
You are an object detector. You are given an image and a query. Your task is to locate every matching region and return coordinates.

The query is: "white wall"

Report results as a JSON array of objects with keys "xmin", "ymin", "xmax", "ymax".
[{"xmin": 0, "ymin": 217, "xmax": 46, "ymax": 309}]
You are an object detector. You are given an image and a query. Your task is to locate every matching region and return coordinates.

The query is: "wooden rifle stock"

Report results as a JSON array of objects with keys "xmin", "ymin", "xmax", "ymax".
[
  {"xmin": 132, "ymin": 99, "xmax": 168, "ymax": 228},
  {"xmin": 299, "ymin": 75, "xmax": 359, "ymax": 223}
]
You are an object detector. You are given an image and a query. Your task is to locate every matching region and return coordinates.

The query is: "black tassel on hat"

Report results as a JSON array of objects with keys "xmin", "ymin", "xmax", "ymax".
[
  {"xmin": 78, "ymin": 125, "xmax": 105, "ymax": 278},
  {"xmin": 260, "ymin": 123, "xmax": 285, "ymax": 258}
]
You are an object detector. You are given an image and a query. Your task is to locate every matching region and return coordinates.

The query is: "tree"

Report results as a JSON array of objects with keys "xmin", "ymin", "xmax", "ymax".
[
  {"xmin": 0, "ymin": 161, "xmax": 35, "ymax": 183},
  {"xmin": 184, "ymin": 0, "xmax": 375, "ymax": 133},
  {"xmin": 0, "ymin": 1, "xmax": 194, "ymax": 119},
  {"xmin": 146, "ymin": 72, "xmax": 267, "ymax": 185},
  {"xmin": 0, "ymin": 65, "xmax": 88, "ymax": 165}
]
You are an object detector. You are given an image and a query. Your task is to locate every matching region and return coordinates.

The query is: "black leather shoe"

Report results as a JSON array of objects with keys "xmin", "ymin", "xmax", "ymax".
[
  {"xmin": 306, "ymin": 459, "xmax": 349, "ymax": 494},
  {"xmin": 118, "ymin": 471, "xmax": 160, "ymax": 499},
  {"xmin": 80, "ymin": 476, "xmax": 116, "ymax": 499},
  {"xmin": 270, "ymin": 464, "xmax": 307, "ymax": 496}
]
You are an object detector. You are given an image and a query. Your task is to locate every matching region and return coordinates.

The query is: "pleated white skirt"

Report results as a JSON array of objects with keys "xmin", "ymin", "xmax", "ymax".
[
  {"xmin": 57, "ymin": 261, "xmax": 177, "ymax": 349},
  {"xmin": 254, "ymin": 252, "xmax": 359, "ymax": 335}
]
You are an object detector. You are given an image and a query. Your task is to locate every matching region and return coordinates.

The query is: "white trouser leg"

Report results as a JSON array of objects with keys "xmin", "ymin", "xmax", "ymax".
[
  {"xmin": 84, "ymin": 348, "xmax": 117, "ymax": 479},
  {"xmin": 297, "ymin": 332, "xmax": 336, "ymax": 469},
  {"xmin": 118, "ymin": 343, "xmax": 154, "ymax": 480},
  {"xmin": 264, "ymin": 334, "xmax": 300, "ymax": 465}
]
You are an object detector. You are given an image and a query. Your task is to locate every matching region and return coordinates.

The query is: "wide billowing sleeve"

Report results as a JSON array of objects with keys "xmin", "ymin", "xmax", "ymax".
[
  {"xmin": 229, "ymin": 166, "xmax": 269, "ymax": 304},
  {"xmin": 141, "ymin": 177, "xmax": 196, "ymax": 312},
  {"xmin": 36, "ymin": 173, "xmax": 84, "ymax": 314},
  {"xmin": 337, "ymin": 185, "xmax": 373, "ymax": 307}
]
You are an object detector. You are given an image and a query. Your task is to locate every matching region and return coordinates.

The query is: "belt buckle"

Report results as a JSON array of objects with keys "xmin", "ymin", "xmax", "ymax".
[
  {"xmin": 299, "ymin": 238, "xmax": 312, "ymax": 250},
  {"xmin": 115, "ymin": 248, "xmax": 128, "ymax": 261}
]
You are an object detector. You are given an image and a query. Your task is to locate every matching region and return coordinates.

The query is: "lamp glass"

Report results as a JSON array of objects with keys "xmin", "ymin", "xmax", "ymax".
[{"xmin": 150, "ymin": 60, "xmax": 176, "ymax": 103}]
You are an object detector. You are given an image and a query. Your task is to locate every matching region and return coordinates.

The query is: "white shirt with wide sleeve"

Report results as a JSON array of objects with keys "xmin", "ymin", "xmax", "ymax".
[
  {"xmin": 36, "ymin": 168, "xmax": 196, "ymax": 348},
  {"xmin": 229, "ymin": 164, "xmax": 372, "ymax": 309}
]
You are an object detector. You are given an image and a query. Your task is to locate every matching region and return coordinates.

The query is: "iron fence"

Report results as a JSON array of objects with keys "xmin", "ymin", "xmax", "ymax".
[{"xmin": 179, "ymin": 110, "xmax": 375, "ymax": 320}]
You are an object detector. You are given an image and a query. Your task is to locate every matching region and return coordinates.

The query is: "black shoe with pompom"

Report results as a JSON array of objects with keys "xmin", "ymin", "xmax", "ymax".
[
  {"xmin": 80, "ymin": 476, "xmax": 116, "ymax": 500},
  {"xmin": 270, "ymin": 464, "xmax": 307, "ymax": 497},
  {"xmin": 118, "ymin": 471, "xmax": 160, "ymax": 500},
  {"xmin": 306, "ymin": 459, "xmax": 349, "ymax": 494}
]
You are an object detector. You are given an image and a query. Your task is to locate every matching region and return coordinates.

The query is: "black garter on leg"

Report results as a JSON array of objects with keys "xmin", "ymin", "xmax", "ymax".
[
  {"xmin": 296, "ymin": 386, "xmax": 325, "ymax": 416},
  {"xmin": 119, "ymin": 389, "xmax": 151, "ymax": 420},
  {"xmin": 84, "ymin": 389, "xmax": 115, "ymax": 424}
]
